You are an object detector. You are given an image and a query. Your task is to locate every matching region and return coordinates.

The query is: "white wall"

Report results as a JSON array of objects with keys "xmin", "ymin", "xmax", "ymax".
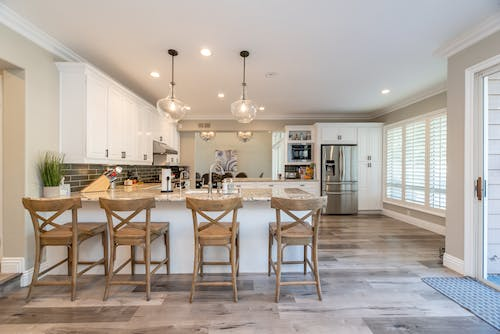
[{"xmin": 194, "ymin": 132, "xmax": 272, "ymax": 178}]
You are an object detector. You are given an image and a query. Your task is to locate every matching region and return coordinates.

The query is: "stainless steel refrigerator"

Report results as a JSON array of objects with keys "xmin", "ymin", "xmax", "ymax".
[{"xmin": 321, "ymin": 145, "xmax": 358, "ymax": 214}]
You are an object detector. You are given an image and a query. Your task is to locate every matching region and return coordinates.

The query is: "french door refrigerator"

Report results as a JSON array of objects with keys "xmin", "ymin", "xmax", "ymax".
[{"xmin": 321, "ymin": 145, "xmax": 358, "ymax": 214}]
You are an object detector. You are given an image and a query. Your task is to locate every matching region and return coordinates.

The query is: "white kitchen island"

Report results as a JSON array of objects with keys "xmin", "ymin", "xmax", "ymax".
[{"xmin": 45, "ymin": 185, "xmax": 317, "ymax": 275}]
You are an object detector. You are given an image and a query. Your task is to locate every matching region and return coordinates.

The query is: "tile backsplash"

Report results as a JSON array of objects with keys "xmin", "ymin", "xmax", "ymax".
[{"xmin": 62, "ymin": 164, "xmax": 163, "ymax": 192}]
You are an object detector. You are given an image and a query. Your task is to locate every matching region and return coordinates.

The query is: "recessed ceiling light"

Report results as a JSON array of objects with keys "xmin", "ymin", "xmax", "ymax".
[
  {"xmin": 150, "ymin": 71, "xmax": 160, "ymax": 78},
  {"xmin": 259, "ymin": 106, "xmax": 265, "ymax": 111},
  {"xmin": 381, "ymin": 89, "xmax": 391, "ymax": 94},
  {"xmin": 265, "ymin": 72, "xmax": 278, "ymax": 78},
  {"xmin": 185, "ymin": 106, "xmax": 191, "ymax": 111},
  {"xmin": 217, "ymin": 92, "xmax": 225, "ymax": 98},
  {"xmin": 200, "ymin": 48, "xmax": 212, "ymax": 57}
]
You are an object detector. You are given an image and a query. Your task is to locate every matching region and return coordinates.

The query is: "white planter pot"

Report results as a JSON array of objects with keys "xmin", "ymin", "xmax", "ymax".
[{"xmin": 43, "ymin": 186, "xmax": 61, "ymax": 198}]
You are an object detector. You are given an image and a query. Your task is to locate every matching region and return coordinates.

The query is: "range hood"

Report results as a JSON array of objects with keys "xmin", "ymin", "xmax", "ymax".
[{"xmin": 153, "ymin": 140, "xmax": 178, "ymax": 155}]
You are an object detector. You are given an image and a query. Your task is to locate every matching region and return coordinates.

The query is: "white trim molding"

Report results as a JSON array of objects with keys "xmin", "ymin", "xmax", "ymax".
[
  {"xmin": 382, "ymin": 208, "xmax": 446, "ymax": 236},
  {"xmin": 20, "ymin": 262, "xmax": 49, "ymax": 288},
  {"xmin": 0, "ymin": 257, "xmax": 25, "ymax": 274},
  {"xmin": 434, "ymin": 12, "xmax": 500, "ymax": 58},
  {"xmin": 183, "ymin": 111, "xmax": 374, "ymax": 121},
  {"xmin": 0, "ymin": 3, "xmax": 84, "ymax": 62},
  {"xmin": 443, "ymin": 253, "xmax": 465, "ymax": 275}
]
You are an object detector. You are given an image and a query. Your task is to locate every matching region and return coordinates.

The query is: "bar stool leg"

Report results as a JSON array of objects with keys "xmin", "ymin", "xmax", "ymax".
[
  {"xmin": 190, "ymin": 243, "xmax": 199, "ymax": 303},
  {"xmin": 70, "ymin": 241, "xmax": 78, "ymax": 301},
  {"xmin": 145, "ymin": 243, "xmax": 151, "ymax": 301},
  {"xmin": 165, "ymin": 231, "xmax": 170, "ymax": 275},
  {"xmin": 236, "ymin": 234, "xmax": 240, "ymax": 277},
  {"xmin": 27, "ymin": 241, "xmax": 42, "ymax": 301},
  {"xmin": 102, "ymin": 232, "xmax": 109, "ymax": 276},
  {"xmin": 103, "ymin": 244, "xmax": 115, "ymax": 301},
  {"xmin": 303, "ymin": 245, "xmax": 307, "ymax": 275},
  {"xmin": 231, "ymin": 243, "xmax": 238, "ymax": 302},
  {"xmin": 131, "ymin": 246, "xmax": 136, "ymax": 276},
  {"xmin": 67, "ymin": 246, "xmax": 72, "ymax": 276},
  {"xmin": 199, "ymin": 246, "xmax": 204, "ymax": 277},
  {"xmin": 312, "ymin": 240, "xmax": 322, "ymax": 301},
  {"xmin": 275, "ymin": 241, "xmax": 282, "ymax": 303},
  {"xmin": 268, "ymin": 231, "xmax": 272, "ymax": 276}
]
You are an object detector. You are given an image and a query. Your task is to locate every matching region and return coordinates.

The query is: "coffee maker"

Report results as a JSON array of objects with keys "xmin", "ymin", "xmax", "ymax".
[{"xmin": 161, "ymin": 168, "xmax": 173, "ymax": 193}]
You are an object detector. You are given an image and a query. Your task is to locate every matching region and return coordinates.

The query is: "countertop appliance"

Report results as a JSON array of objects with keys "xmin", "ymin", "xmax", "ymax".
[
  {"xmin": 161, "ymin": 168, "xmax": 173, "ymax": 192},
  {"xmin": 321, "ymin": 145, "xmax": 358, "ymax": 214},
  {"xmin": 288, "ymin": 143, "xmax": 313, "ymax": 163}
]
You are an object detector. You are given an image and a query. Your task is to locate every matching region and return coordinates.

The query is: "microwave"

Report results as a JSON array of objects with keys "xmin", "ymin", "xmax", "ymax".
[{"xmin": 288, "ymin": 143, "xmax": 313, "ymax": 163}]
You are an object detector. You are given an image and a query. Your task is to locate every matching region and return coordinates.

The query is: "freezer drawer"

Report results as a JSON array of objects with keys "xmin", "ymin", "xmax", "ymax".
[{"xmin": 323, "ymin": 192, "xmax": 358, "ymax": 214}]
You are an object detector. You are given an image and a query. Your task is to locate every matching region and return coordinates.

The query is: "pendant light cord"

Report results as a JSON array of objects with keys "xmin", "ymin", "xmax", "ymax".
[
  {"xmin": 242, "ymin": 56, "xmax": 247, "ymax": 100},
  {"xmin": 170, "ymin": 53, "xmax": 175, "ymax": 97}
]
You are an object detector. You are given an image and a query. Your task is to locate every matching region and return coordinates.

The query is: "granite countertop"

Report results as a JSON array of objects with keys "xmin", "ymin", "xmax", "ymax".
[
  {"xmin": 75, "ymin": 184, "xmax": 316, "ymax": 202},
  {"xmin": 231, "ymin": 178, "xmax": 318, "ymax": 182}
]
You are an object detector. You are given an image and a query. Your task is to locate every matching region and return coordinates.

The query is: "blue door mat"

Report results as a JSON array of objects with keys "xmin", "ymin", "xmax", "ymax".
[{"xmin": 422, "ymin": 277, "xmax": 500, "ymax": 331}]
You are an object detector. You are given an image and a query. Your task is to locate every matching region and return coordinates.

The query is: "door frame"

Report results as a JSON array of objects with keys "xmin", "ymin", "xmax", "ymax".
[{"xmin": 464, "ymin": 54, "xmax": 500, "ymax": 277}]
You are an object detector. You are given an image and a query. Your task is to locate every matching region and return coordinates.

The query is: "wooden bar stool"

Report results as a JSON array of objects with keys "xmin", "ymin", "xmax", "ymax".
[
  {"xmin": 99, "ymin": 197, "xmax": 169, "ymax": 301},
  {"xmin": 186, "ymin": 197, "xmax": 242, "ymax": 302},
  {"xmin": 22, "ymin": 197, "xmax": 108, "ymax": 301},
  {"xmin": 268, "ymin": 197, "xmax": 325, "ymax": 302}
]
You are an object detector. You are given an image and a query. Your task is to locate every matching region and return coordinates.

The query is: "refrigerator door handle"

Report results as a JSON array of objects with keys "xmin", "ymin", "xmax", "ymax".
[{"xmin": 325, "ymin": 191, "xmax": 357, "ymax": 195}]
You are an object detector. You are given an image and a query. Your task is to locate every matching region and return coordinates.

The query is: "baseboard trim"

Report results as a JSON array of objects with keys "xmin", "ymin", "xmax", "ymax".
[
  {"xmin": 382, "ymin": 209, "xmax": 446, "ymax": 235},
  {"xmin": 443, "ymin": 253, "xmax": 465, "ymax": 275},
  {"xmin": 1, "ymin": 257, "xmax": 49, "ymax": 287}
]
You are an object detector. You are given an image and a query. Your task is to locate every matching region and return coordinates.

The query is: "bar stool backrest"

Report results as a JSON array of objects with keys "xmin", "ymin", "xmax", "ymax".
[
  {"xmin": 185, "ymin": 197, "xmax": 242, "ymax": 241},
  {"xmin": 22, "ymin": 197, "xmax": 82, "ymax": 238},
  {"xmin": 99, "ymin": 197, "xmax": 156, "ymax": 237},
  {"xmin": 270, "ymin": 197, "xmax": 325, "ymax": 238}
]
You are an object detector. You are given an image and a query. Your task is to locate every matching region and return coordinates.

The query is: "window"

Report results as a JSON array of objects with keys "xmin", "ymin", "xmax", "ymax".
[{"xmin": 384, "ymin": 111, "xmax": 447, "ymax": 212}]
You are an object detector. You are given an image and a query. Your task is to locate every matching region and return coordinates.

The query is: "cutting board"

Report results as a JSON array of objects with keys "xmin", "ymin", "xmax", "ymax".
[{"xmin": 81, "ymin": 175, "xmax": 110, "ymax": 193}]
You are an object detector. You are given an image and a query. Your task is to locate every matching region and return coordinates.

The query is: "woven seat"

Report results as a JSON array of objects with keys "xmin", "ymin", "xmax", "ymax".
[
  {"xmin": 22, "ymin": 197, "xmax": 108, "ymax": 301},
  {"xmin": 268, "ymin": 196, "xmax": 325, "ymax": 302},
  {"xmin": 186, "ymin": 197, "xmax": 242, "ymax": 302},
  {"xmin": 99, "ymin": 197, "xmax": 170, "ymax": 301}
]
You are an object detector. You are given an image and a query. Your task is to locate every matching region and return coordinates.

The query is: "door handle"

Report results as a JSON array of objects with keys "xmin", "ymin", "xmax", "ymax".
[{"xmin": 476, "ymin": 177, "xmax": 482, "ymax": 201}]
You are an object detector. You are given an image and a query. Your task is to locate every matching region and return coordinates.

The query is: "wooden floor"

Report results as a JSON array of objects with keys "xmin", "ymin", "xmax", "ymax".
[{"xmin": 0, "ymin": 214, "xmax": 497, "ymax": 333}]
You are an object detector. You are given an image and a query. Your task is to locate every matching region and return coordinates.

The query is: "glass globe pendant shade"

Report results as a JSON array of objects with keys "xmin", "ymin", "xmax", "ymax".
[
  {"xmin": 157, "ymin": 94, "xmax": 186, "ymax": 121},
  {"xmin": 231, "ymin": 99, "xmax": 257, "ymax": 124}
]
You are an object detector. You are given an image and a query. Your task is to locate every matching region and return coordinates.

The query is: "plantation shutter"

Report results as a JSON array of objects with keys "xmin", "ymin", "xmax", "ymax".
[
  {"xmin": 405, "ymin": 121, "xmax": 426, "ymax": 204},
  {"xmin": 429, "ymin": 114, "xmax": 447, "ymax": 209},
  {"xmin": 385, "ymin": 127, "xmax": 403, "ymax": 200}
]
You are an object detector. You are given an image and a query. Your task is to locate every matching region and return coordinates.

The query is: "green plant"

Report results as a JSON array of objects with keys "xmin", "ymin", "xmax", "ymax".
[{"xmin": 38, "ymin": 152, "xmax": 64, "ymax": 187}]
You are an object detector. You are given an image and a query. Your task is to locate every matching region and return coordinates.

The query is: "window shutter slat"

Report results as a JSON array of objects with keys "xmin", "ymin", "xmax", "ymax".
[
  {"xmin": 385, "ymin": 127, "xmax": 403, "ymax": 200},
  {"xmin": 429, "ymin": 115, "xmax": 447, "ymax": 209}
]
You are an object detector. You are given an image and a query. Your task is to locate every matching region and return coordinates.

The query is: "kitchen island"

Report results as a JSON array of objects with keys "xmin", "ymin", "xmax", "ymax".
[{"xmin": 46, "ymin": 185, "xmax": 318, "ymax": 275}]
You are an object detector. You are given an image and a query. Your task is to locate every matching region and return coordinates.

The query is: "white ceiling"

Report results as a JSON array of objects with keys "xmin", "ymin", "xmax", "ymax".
[{"xmin": 1, "ymin": 0, "xmax": 499, "ymax": 119}]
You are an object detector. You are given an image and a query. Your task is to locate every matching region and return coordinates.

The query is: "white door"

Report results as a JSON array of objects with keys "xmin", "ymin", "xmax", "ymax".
[
  {"xmin": 86, "ymin": 75, "xmax": 108, "ymax": 159},
  {"xmin": 474, "ymin": 64, "xmax": 500, "ymax": 290}
]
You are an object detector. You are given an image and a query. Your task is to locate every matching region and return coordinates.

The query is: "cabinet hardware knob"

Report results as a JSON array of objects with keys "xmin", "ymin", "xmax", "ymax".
[
  {"xmin": 105, "ymin": 149, "xmax": 108, "ymax": 158},
  {"xmin": 160, "ymin": 136, "xmax": 163, "ymax": 142},
  {"xmin": 144, "ymin": 154, "xmax": 147, "ymax": 160}
]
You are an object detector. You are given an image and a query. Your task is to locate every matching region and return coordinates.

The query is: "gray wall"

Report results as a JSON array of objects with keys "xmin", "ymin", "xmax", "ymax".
[
  {"xmin": 0, "ymin": 23, "xmax": 61, "ymax": 269},
  {"xmin": 194, "ymin": 132, "xmax": 272, "ymax": 178},
  {"xmin": 446, "ymin": 30, "xmax": 500, "ymax": 261}
]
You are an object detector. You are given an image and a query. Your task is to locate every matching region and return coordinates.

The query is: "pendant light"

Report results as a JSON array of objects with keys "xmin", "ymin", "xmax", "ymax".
[
  {"xmin": 157, "ymin": 49, "xmax": 188, "ymax": 121},
  {"xmin": 231, "ymin": 50, "xmax": 257, "ymax": 123},
  {"xmin": 237, "ymin": 131, "xmax": 253, "ymax": 143},
  {"xmin": 199, "ymin": 131, "xmax": 216, "ymax": 142}
]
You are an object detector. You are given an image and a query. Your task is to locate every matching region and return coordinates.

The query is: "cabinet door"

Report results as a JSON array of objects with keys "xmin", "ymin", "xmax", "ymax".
[
  {"xmin": 320, "ymin": 126, "xmax": 357, "ymax": 144},
  {"xmin": 358, "ymin": 127, "xmax": 382, "ymax": 162},
  {"xmin": 86, "ymin": 75, "xmax": 108, "ymax": 159},
  {"xmin": 140, "ymin": 107, "xmax": 153, "ymax": 163},
  {"xmin": 123, "ymin": 98, "xmax": 139, "ymax": 161},
  {"xmin": 358, "ymin": 162, "xmax": 382, "ymax": 210},
  {"xmin": 107, "ymin": 87, "xmax": 125, "ymax": 160}
]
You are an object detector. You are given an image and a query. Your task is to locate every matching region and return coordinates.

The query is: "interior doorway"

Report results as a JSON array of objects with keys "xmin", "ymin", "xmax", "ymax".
[{"xmin": 473, "ymin": 63, "xmax": 500, "ymax": 290}]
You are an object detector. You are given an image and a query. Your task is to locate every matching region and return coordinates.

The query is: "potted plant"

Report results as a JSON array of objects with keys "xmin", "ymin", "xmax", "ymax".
[{"xmin": 38, "ymin": 152, "xmax": 65, "ymax": 198}]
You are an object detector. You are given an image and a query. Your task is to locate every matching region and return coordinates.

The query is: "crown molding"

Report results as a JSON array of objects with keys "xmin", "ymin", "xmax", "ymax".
[
  {"xmin": 183, "ymin": 111, "xmax": 374, "ymax": 121},
  {"xmin": 434, "ymin": 11, "xmax": 500, "ymax": 58},
  {"xmin": 369, "ymin": 82, "xmax": 447, "ymax": 119},
  {"xmin": 0, "ymin": 3, "xmax": 85, "ymax": 62}
]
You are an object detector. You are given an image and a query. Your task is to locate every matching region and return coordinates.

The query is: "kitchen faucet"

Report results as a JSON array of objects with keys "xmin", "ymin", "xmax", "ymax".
[{"xmin": 208, "ymin": 162, "xmax": 224, "ymax": 195}]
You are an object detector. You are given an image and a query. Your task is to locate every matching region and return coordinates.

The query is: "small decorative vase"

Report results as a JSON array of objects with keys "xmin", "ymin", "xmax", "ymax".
[{"xmin": 43, "ymin": 186, "xmax": 61, "ymax": 198}]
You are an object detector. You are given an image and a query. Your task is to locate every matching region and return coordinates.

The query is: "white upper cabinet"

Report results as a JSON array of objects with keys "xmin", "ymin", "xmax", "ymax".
[
  {"xmin": 317, "ymin": 124, "xmax": 357, "ymax": 144},
  {"xmin": 57, "ymin": 62, "xmax": 166, "ymax": 165},
  {"xmin": 85, "ymin": 74, "xmax": 108, "ymax": 160},
  {"xmin": 357, "ymin": 126, "xmax": 382, "ymax": 162}
]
